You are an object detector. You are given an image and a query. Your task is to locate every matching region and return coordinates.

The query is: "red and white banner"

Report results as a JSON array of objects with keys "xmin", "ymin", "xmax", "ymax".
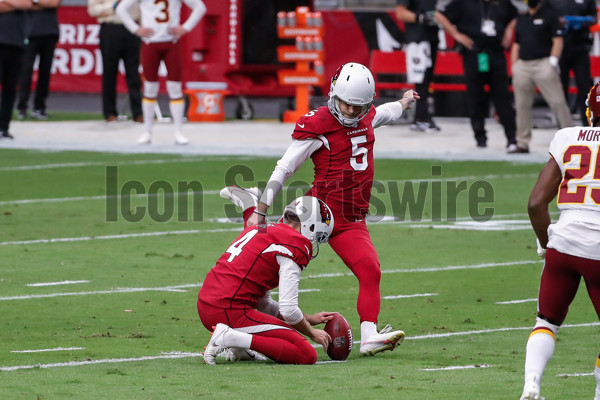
[{"xmin": 51, "ymin": 7, "xmax": 105, "ymax": 93}]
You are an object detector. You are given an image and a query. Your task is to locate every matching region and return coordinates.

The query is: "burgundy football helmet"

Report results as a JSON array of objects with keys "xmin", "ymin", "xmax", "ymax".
[{"xmin": 585, "ymin": 82, "xmax": 600, "ymax": 126}]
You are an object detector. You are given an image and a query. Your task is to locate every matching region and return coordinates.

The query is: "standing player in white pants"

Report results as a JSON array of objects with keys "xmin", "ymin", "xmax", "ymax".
[
  {"xmin": 520, "ymin": 83, "xmax": 600, "ymax": 400},
  {"xmin": 117, "ymin": 0, "xmax": 205, "ymax": 145}
]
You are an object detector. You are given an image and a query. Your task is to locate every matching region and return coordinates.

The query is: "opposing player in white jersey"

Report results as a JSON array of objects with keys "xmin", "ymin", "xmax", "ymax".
[
  {"xmin": 116, "ymin": 0, "xmax": 205, "ymax": 145},
  {"xmin": 520, "ymin": 83, "xmax": 600, "ymax": 400}
]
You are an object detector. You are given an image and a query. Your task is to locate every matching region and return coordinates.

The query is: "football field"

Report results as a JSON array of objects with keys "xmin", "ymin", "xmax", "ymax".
[{"xmin": 0, "ymin": 148, "xmax": 597, "ymax": 399}]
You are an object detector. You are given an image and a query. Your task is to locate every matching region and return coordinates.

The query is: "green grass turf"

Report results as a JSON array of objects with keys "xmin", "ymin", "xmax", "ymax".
[
  {"xmin": 13, "ymin": 111, "xmax": 105, "ymax": 121},
  {"xmin": 0, "ymin": 149, "xmax": 597, "ymax": 399}
]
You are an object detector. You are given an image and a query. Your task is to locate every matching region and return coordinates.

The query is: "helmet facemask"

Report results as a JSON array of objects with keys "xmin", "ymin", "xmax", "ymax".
[{"xmin": 328, "ymin": 96, "xmax": 372, "ymax": 127}]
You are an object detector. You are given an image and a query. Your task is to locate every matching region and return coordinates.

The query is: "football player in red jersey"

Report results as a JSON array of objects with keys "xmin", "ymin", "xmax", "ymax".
[
  {"xmin": 519, "ymin": 83, "xmax": 600, "ymax": 400},
  {"xmin": 247, "ymin": 62, "xmax": 418, "ymax": 356},
  {"xmin": 199, "ymin": 188, "xmax": 337, "ymax": 365}
]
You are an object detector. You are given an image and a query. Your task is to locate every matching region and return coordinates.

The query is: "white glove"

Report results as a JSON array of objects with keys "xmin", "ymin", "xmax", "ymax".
[
  {"xmin": 549, "ymin": 56, "xmax": 560, "ymax": 75},
  {"xmin": 536, "ymin": 238, "xmax": 547, "ymax": 258}
]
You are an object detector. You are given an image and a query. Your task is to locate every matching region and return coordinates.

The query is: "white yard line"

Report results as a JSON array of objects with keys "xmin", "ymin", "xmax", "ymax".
[
  {"xmin": 405, "ymin": 322, "xmax": 600, "ymax": 340},
  {"xmin": 0, "ymin": 228, "xmax": 242, "ymax": 246},
  {"xmin": 0, "ymin": 156, "xmax": 257, "ymax": 172},
  {"xmin": 303, "ymin": 260, "xmax": 540, "ymax": 280},
  {"xmin": 0, "ymin": 352, "xmax": 205, "ymax": 372},
  {"xmin": 0, "ymin": 286, "xmax": 324, "ymax": 302},
  {"xmin": 420, "ymin": 364, "xmax": 491, "ymax": 371},
  {"xmin": 0, "ymin": 191, "xmax": 219, "ymax": 206},
  {"xmin": 11, "ymin": 347, "xmax": 85, "ymax": 353},
  {"xmin": 3, "ymin": 322, "xmax": 598, "ymax": 372},
  {"xmin": 558, "ymin": 372, "xmax": 594, "ymax": 377},
  {"xmin": 383, "ymin": 293, "xmax": 438, "ymax": 299},
  {"xmin": 0, "ymin": 260, "xmax": 538, "ymax": 302},
  {"xmin": 496, "ymin": 298, "xmax": 537, "ymax": 304},
  {"xmin": 27, "ymin": 280, "xmax": 90, "ymax": 287},
  {"xmin": 0, "ymin": 172, "xmax": 536, "ymax": 207},
  {"xmin": 0, "ymin": 284, "xmax": 202, "ymax": 301}
]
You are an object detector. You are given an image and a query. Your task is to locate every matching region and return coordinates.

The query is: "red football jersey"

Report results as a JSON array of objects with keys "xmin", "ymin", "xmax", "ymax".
[
  {"xmin": 293, "ymin": 106, "xmax": 377, "ymax": 220},
  {"xmin": 198, "ymin": 223, "xmax": 312, "ymax": 309}
]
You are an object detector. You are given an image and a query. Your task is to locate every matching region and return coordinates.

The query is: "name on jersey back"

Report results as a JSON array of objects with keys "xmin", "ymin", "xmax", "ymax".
[{"xmin": 578, "ymin": 129, "xmax": 600, "ymax": 141}]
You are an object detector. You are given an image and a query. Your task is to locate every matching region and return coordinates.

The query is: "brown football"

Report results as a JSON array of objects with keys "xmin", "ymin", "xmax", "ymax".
[{"xmin": 324, "ymin": 313, "xmax": 353, "ymax": 361}]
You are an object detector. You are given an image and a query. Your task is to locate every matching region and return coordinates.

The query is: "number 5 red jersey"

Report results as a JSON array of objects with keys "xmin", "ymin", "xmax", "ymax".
[{"xmin": 292, "ymin": 106, "xmax": 377, "ymax": 220}]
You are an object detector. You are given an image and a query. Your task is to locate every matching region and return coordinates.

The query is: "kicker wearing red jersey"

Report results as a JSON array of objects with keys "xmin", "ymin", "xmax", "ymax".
[
  {"xmin": 248, "ymin": 63, "xmax": 417, "ymax": 356},
  {"xmin": 520, "ymin": 83, "xmax": 600, "ymax": 400},
  {"xmin": 199, "ymin": 193, "xmax": 336, "ymax": 365},
  {"xmin": 294, "ymin": 106, "xmax": 376, "ymax": 220}
]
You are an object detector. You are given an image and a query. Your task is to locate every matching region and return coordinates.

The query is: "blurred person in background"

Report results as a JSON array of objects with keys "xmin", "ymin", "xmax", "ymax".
[
  {"xmin": 436, "ymin": 0, "xmax": 518, "ymax": 151},
  {"xmin": 117, "ymin": 0, "xmax": 206, "ymax": 145},
  {"xmin": 16, "ymin": 0, "xmax": 60, "ymax": 121},
  {"xmin": 510, "ymin": 0, "xmax": 572, "ymax": 154},
  {"xmin": 0, "ymin": 0, "xmax": 32, "ymax": 139},
  {"xmin": 549, "ymin": 0, "xmax": 597, "ymax": 125},
  {"xmin": 396, "ymin": 0, "xmax": 441, "ymax": 133},
  {"xmin": 88, "ymin": 0, "xmax": 143, "ymax": 123}
]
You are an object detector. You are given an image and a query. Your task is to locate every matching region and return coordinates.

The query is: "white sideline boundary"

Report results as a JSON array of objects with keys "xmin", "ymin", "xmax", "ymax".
[{"xmin": 2, "ymin": 322, "xmax": 599, "ymax": 372}]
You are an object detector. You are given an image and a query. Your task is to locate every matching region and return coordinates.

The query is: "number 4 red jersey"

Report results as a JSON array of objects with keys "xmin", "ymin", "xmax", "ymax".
[
  {"xmin": 292, "ymin": 106, "xmax": 377, "ymax": 220},
  {"xmin": 197, "ymin": 223, "xmax": 312, "ymax": 309}
]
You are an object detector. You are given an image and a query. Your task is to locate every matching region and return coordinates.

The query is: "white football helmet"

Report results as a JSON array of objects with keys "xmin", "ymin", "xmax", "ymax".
[
  {"xmin": 328, "ymin": 62, "xmax": 376, "ymax": 127},
  {"xmin": 283, "ymin": 196, "xmax": 334, "ymax": 258}
]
